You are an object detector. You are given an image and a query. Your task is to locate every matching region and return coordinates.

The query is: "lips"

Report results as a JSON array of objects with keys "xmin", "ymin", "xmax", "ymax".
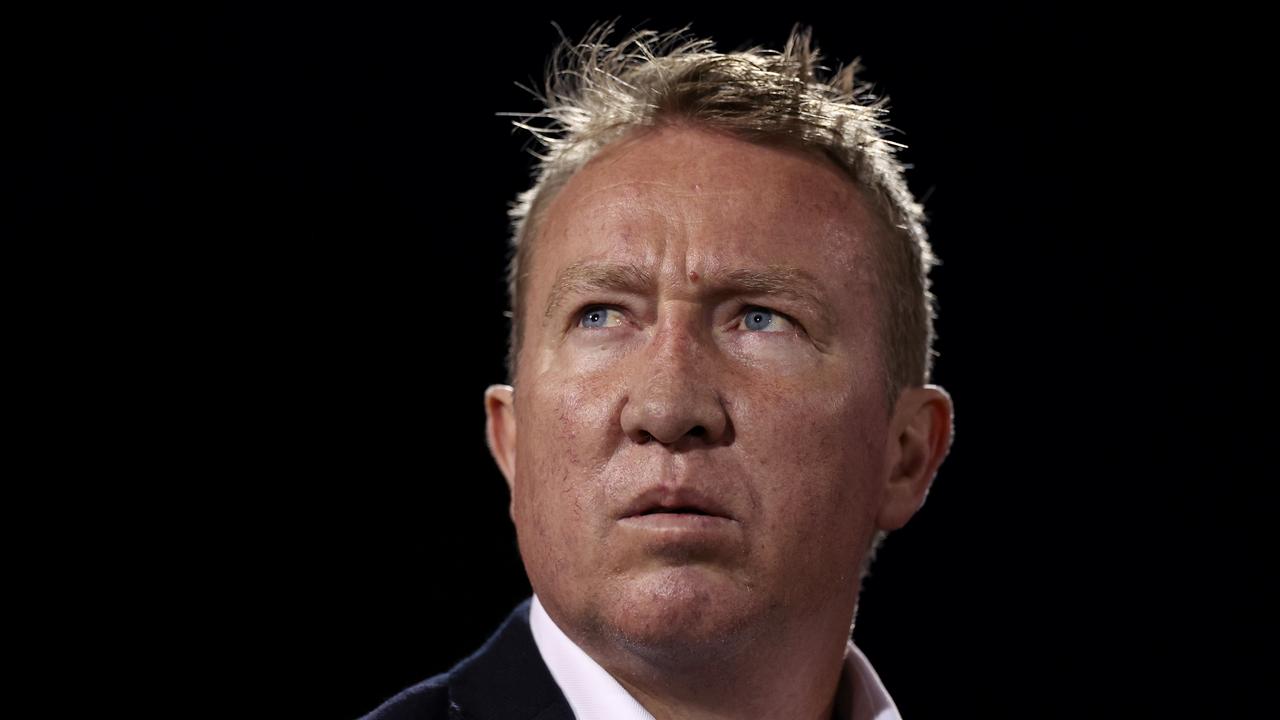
[{"xmin": 618, "ymin": 485, "xmax": 735, "ymax": 521}]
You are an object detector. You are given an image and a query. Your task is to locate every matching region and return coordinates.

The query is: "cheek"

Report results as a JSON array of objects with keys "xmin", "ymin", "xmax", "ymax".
[
  {"xmin": 538, "ymin": 371, "xmax": 623, "ymax": 468},
  {"xmin": 513, "ymin": 370, "xmax": 625, "ymax": 530},
  {"xmin": 734, "ymin": 378, "xmax": 885, "ymax": 544}
]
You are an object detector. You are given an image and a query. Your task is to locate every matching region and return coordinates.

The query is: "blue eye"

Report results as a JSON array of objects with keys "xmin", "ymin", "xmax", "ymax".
[
  {"xmin": 742, "ymin": 307, "xmax": 778, "ymax": 331},
  {"xmin": 579, "ymin": 306, "xmax": 623, "ymax": 329}
]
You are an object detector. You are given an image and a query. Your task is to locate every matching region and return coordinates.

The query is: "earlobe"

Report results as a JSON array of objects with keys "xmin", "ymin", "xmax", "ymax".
[
  {"xmin": 877, "ymin": 384, "xmax": 955, "ymax": 531},
  {"xmin": 484, "ymin": 385, "xmax": 518, "ymax": 517}
]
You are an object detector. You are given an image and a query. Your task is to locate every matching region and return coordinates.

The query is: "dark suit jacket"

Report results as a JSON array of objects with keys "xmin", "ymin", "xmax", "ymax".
[{"xmin": 360, "ymin": 598, "xmax": 574, "ymax": 720}]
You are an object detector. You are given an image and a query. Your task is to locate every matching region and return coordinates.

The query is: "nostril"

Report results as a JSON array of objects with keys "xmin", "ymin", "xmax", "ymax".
[{"xmin": 688, "ymin": 426, "xmax": 706, "ymax": 437}]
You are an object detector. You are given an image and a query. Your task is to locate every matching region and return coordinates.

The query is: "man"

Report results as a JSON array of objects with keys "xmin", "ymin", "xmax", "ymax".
[{"xmin": 364, "ymin": 22, "xmax": 953, "ymax": 720}]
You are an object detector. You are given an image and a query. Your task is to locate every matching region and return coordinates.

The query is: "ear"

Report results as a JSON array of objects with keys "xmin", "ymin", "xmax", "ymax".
[
  {"xmin": 484, "ymin": 384, "xmax": 518, "ymax": 520},
  {"xmin": 877, "ymin": 384, "xmax": 955, "ymax": 531}
]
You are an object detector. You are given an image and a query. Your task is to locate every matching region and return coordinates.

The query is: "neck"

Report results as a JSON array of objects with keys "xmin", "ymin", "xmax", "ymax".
[
  {"xmin": 580, "ymin": 602, "xmax": 855, "ymax": 720},
  {"xmin": 612, "ymin": 645, "xmax": 845, "ymax": 720}
]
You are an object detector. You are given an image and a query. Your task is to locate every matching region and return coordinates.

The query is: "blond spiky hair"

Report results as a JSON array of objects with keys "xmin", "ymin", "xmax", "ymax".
[{"xmin": 500, "ymin": 20, "xmax": 939, "ymax": 408}]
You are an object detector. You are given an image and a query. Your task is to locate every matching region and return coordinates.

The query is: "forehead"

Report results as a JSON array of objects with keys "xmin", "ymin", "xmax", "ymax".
[{"xmin": 533, "ymin": 125, "xmax": 885, "ymax": 283}]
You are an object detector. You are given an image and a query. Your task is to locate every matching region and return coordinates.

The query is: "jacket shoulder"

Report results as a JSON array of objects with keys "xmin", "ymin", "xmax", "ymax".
[
  {"xmin": 356, "ymin": 598, "xmax": 571, "ymax": 720},
  {"xmin": 359, "ymin": 672, "xmax": 454, "ymax": 720}
]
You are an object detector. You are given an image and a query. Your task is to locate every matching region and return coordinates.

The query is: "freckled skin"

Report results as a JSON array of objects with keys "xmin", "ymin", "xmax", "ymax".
[{"xmin": 486, "ymin": 123, "xmax": 953, "ymax": 718}]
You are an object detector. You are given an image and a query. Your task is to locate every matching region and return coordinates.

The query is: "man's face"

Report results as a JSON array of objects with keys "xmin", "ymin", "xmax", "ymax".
[{"xmin": 489, "ymin": 124, "xmax": 907, "ymax": 659}]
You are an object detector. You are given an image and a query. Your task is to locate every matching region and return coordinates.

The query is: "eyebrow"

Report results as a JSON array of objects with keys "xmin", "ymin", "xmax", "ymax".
[
  {"xmin": 543, "ymin": 261, "xmax": 834, "ymax": 329},
  {"xmin": 544, "ymin": 262, "xmax": 656, "ymax": 318},
  {"xmin": 719, "ymin": 266, "xmax": 834, "ymax": 329}
]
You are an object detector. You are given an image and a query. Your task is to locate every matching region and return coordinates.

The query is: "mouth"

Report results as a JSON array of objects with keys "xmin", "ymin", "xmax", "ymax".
[
  {"xmin": 619, "ymin": 487, "xmax": 734, "ymax": 522},
  {"xmin": 638, "ymin": 506, "xmax": 713, "ymax": 516}
]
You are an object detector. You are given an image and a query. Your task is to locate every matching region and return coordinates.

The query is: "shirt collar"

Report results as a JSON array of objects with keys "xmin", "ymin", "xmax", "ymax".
[{"xmin": 529, "ymin": 594, "xmax": 902, "ymax": 720}]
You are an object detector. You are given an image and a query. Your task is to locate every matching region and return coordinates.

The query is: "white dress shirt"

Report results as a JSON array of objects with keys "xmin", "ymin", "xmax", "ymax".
[{"xmin": 529, "ymin": 594, "xmax": 902, "ymax": 720}]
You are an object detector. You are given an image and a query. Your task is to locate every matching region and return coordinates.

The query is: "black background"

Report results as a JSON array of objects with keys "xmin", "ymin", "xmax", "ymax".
[{"xmin": 12, "ymin": 4, "xmax": 1265, "ymax": 718}]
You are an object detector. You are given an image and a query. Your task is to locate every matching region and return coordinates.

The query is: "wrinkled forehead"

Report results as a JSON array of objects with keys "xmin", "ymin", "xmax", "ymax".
[{"xmin": 532, "ymin": 125, "xmax": 886, "ymax": 285}]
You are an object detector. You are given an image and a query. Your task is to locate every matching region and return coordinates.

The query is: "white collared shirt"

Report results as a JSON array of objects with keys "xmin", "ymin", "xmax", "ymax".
[{"xmin": 529, "ymin": 594, "xmax": 902, "ymax": 720}]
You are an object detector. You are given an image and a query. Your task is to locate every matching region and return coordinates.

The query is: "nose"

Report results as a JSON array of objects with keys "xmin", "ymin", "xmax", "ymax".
[{"xmin": 619, "ymin": 311, "xmax": 731, "ymax": 447}]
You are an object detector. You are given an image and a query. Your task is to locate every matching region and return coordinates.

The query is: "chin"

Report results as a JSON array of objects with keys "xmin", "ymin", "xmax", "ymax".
[{"xmin": 594, "ymin": 565, "xmax": 766, "ymax": 661}]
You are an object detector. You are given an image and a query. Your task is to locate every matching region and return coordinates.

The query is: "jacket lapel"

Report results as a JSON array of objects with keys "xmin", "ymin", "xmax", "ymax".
[{"xmin": 447, "ymin": 598, "xmax": 574, "ymax": 720}]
